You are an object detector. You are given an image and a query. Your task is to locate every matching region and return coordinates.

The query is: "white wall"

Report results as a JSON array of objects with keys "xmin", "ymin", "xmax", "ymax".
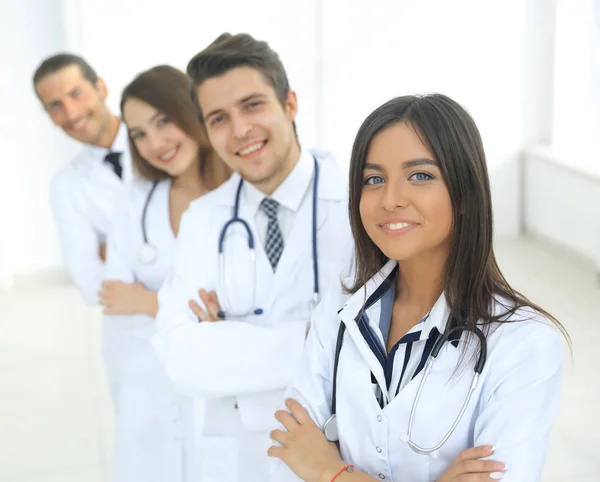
[
  {"xmin": 523, "ymin": 0, "xmax": 600, "ymax": 267},
  {"xmin": 77, "ymin": 0, "xmax": 321, "ymax": 148},
  {"xmin": 319, "ymin": 0, "xmax": 552, "ymax": 237},
  {"xmin": 553, "ymin": 0, "xmax": 600, "ymax": 158},
  {"xmin": 0, "ymin": 0, "xmax": 81, "ymax": 286},
  {"xmin": 1, "ymin": 0, "xmax": 565, "ymax": 279},
  {"xmin": 523, "ymin": 147, "xmax": 600, "ymax": 270}
]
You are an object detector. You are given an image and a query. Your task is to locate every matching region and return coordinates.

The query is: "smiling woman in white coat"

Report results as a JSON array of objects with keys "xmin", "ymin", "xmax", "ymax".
[
  {"xmin": 98, "ymin": 65, "xmax": 231, "ymax": 482},
  {"xmin": 269, "ymin": 94, "xmax": 569, "ymax": 482}
]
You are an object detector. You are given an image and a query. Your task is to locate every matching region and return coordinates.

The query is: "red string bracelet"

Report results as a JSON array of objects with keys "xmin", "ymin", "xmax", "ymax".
[{"xmin": 331, "ymin": 464, "xmax": 355, "ymax": 481}]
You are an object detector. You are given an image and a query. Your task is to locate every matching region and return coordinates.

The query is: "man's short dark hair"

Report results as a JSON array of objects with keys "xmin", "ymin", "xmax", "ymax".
[
  {"xmin": 187, "ymin": 33, "xmax": 291, "ymax": 117},
  {"xmin": 33, "ymin": 53, "xmax": 98, "ymax": 90}
]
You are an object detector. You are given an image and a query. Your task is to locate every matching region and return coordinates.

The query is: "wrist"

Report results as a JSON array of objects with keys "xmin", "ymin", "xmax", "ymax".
[
  {"xmin": 318, "ymin": 460, "xmax": 349, "ymax": 482},
  {"xmin": 136, "ymin": 284, "xmax": 158, "ymax": 316}
]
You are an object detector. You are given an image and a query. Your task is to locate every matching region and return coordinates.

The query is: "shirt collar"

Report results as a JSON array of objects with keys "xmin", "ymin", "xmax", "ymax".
[
  {"xmin": 84, "ymin": 119, "xmax": 128, "ymax": 161},
  {"xmin": 243, "ymin": 148, "xmax": 315, "ymax": 215},
  {"xmin": 414, "ymin": 293, "xmax": 451, "ymax": 341},
  {"xmin": 340, "ymin": 259, "xmax": 451, "ymax": 341}
]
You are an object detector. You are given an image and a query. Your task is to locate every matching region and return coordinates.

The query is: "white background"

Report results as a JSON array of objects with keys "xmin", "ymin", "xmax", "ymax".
[{"xmin": 0, "ymin": 0, "xmax": 598, "ymax": 283}]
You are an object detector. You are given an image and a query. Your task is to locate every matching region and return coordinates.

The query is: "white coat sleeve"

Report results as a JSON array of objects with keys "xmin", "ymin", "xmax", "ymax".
[
  {"xmin": 103, "ymin": 190, "xmax": 143, "ymax": 329},
  {"xmin": 270, "ymin": 291, "xmax": 338, "ymax": 481},
  {"xmin": 50, "ymin": 171, "xmax": 105, "ymax": 305},
  {"xmin": 153, "ymin": 206, "xmax": 309, "ymax": 399},
  {"xmin": 472, "ymin": 321, "xmax": 565, "ymax": 482},
  {"xmin": 104, "ymin": 190, "xmax": 136, "ymax": 283}
]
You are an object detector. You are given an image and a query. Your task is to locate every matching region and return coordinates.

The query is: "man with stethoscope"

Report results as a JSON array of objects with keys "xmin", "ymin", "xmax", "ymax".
[
  {"xmin": 33, "ymin": 54, "xmax": 132, "ymax": 305},
  {"xmin": 153, "ymin": 33, "xmax": 354, "ymax": 482}
]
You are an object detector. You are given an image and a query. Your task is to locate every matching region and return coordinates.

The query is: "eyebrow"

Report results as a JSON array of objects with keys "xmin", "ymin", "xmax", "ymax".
[
  {"xmin": 148, "ymin": 111, "xmax": 162, "ymax": 123},
  {"xmin": 203, "ymin": 93, "xmax": 268, "ymax": 121},
  {"xmin": 364, "ymin": 158, "xmax": 438, "ymax": 171},
  {"xmin": 127, "ymin": 110, "xmax": 162, "ymax": 133}
]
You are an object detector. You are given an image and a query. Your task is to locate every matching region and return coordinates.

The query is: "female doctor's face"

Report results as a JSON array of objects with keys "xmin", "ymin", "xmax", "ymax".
[
  {"xmin": 359, "ymin": 121, "xmax": 453, "ymax": 264},
  {"xmin": 123, "ymin": 97, "xmax": 200, "ymax": 177}
]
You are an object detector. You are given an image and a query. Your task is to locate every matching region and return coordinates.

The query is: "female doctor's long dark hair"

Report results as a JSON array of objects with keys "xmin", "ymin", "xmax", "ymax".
[{"xmin": 347, "ymin": 93, "xmax": 568, "ymax": 340}]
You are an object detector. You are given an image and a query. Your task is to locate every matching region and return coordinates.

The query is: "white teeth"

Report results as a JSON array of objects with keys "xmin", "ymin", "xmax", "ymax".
[
  {"xmin": 159, "ymin": 148, "xmax": 177, "ymax": 161},
  {"xmin": 239, "ymin": 142, "xmax": 265, "ymax": 156},
  {"xmin": 386, "ymin": 222, "xmax": 412, "ymax": 230}
]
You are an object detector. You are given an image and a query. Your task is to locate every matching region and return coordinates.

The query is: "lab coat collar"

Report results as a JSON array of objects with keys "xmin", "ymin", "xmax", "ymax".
[
  {"xmin": 339, "ymin": 259, "xmax": 454, "ymax": 341},
  {"xmin": 338, "ymin": 260, "xmax": 458, "ymax": 405},
  {"xmin": 338, "ymin": 259, "xmax": 398, "ymax": 326},
  {"xmin": 213, "ymin": 147, "xmax": 345, "ymax": 208}
]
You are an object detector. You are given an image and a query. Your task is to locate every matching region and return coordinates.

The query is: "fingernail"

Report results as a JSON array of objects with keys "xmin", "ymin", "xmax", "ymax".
[
  {"xmin": 489, "ymin": 472, "xmax": 503, "ymax": 480},
  {"xmin": 490, "ymin": 445, "xmax": 496, "ymax": 453},
  {"xmin": 503, "ymin": 464, "xmax": 510, "ymax": 471}
]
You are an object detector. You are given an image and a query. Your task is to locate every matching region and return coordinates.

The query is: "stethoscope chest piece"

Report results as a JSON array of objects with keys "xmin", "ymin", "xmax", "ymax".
[
  {"xmin": 138, "ymin": 243, "xmax": 158, "ymax": 265},
  {"xmin": 323, "ymin": 414, "xmax": 339, "ymax": 442}
]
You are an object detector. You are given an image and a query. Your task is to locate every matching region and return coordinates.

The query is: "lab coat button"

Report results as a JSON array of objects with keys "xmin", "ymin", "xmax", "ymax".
[
  {"xmin": 377, "ymin": 415, "xmax": 382, "ymax": 422},
  {"xmin": 376, "ymin": 446, "xmax": 382, "ymax": 453},
  {"xmin": 378, "ymin": 474, "xmax": 386, "ymax": 480}
]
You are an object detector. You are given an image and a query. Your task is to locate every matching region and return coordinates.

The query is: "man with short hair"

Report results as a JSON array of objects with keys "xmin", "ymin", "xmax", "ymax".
[
  {"xmin": 33, "ymin": 53, "xmax": 132, "ymax": 398},
  {"xmin": 154, "ymin": 33, "xmax": 353, "ymax": 482}
]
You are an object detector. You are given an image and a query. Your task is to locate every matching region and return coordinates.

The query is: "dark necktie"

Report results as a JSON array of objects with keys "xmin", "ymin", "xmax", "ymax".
[
  {"xmin": 259, "ymin": 197, "xmax": 284, "ymax": 271},
  {"xmin": 104, "ymin": 151, "xmax": 123, "ymax": 179}
]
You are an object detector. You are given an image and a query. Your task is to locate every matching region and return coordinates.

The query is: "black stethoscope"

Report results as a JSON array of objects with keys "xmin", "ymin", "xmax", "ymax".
[
  {"xmin": 324, "ymin": 319, "xmax": 487, "ymax": 457},
  {"xmin": 138, "ymin": 180, "xmax": 160, "ymax": 265},
  {"xmin": 216, "ymin": 156, "xmax": 321, "ymax": 318}
]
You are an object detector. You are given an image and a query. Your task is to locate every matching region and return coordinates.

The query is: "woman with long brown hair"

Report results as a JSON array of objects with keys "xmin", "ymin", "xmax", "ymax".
[
  {"xmin": 98, "ymin": 65, "xmax": 230, "ymax": 482},
  {"xmin": 270, "ymin": 94, "xmax": 567, "ymax": 482}
]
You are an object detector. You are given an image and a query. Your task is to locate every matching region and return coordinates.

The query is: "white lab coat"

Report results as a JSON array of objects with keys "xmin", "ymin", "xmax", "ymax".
[
  {"xmin": 50, "ymin": 121, "xmax": 132, "ymax": 305},
  {"xmin": 272, "ymin": 259, "xmax": 565, "ymax": 482},
  {"xmin": 105, "ymin": 178, "xmax": 194, "ymax": 482},
  {"xmin": 154, "ymin": 149, "xmax": 354, "ymax": 482}
]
